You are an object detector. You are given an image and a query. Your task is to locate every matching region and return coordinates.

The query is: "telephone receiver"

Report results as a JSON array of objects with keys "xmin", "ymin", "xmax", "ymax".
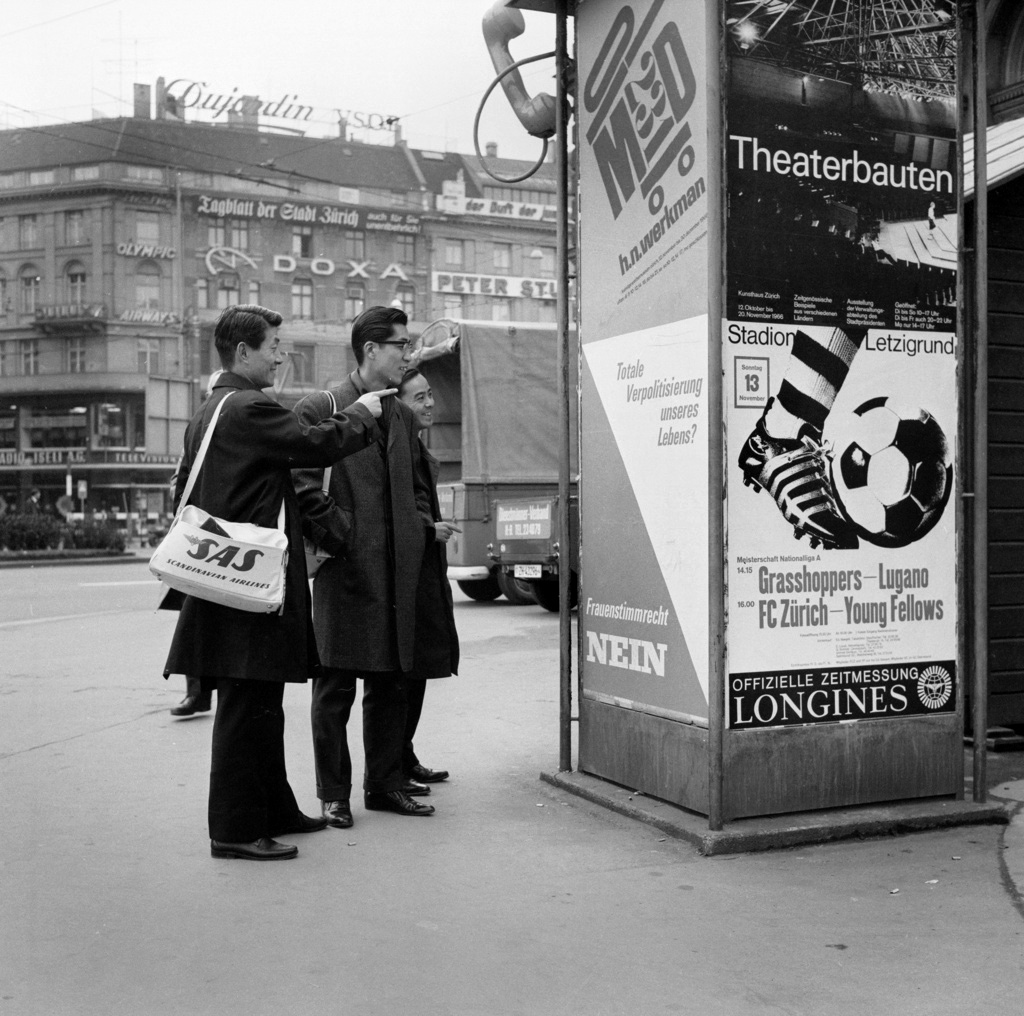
[{"xmin": 482, "ymin": 0, "xmax": 556, "ymax": 140}]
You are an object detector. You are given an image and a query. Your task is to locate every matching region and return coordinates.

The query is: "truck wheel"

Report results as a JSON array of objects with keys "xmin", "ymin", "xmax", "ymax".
[
  {"xmin": 530, "ymin": 573, "xmax": 579, "ymax": 613},
  {"xmin": 530, "ymin": 579, "xmax": 560, "ymax": 612},
  {"xmin": 457, "ymin": 575, "xmax": 501, "ymax": 601},
  {"xmin": 496, "ymin": 571, "xmax": 537, "ymax": 605}
]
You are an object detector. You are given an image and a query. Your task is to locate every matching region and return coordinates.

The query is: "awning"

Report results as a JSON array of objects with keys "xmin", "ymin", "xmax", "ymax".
[{"xmin": 963, "ymin": 117, "xmax": 1024, "ymax": 198}]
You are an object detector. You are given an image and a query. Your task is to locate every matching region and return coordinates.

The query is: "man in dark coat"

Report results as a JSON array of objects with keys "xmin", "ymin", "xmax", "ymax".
[
  {"xmin": 397, "ymin": 369, "xmax": 460, "ymax": 784},
  {"xmin": 163, "ymin": 304, "xmax": 392, "ymax": 861},
  {"xmin": 294, "ymin": 306, "xmax": 437, "ymax": 825}
]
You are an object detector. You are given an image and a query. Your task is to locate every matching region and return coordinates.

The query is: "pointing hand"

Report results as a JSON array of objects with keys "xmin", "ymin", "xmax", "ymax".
[{"xmin": 356, "ymin": 388, "xmax": 398, "ymax": 418}]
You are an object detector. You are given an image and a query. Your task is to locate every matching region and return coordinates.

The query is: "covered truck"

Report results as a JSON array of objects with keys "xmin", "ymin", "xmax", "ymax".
[{"xmin": 418, "ymin": 319, "xmax": 578, "ymax": 604}]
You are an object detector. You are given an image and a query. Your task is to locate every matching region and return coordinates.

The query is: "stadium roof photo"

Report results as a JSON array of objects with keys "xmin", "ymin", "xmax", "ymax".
[{"xmin": 726, "ymin": 0, "xmax": 958, "ymax": 101}]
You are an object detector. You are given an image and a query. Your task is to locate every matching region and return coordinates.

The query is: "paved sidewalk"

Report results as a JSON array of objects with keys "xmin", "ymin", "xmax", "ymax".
[{"xmin": 2, "ymin": 581, "xmax": 1022, "ymax": 1015}]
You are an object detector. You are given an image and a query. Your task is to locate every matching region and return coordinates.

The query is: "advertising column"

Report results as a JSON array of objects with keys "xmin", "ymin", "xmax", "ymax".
[
  {"xmin": 577, "ymin": 0, "xmax": 711, "ymax": 739},
  {"xmin": 723, "ymin": 5, "xmax": 958, "ymax": 737}
]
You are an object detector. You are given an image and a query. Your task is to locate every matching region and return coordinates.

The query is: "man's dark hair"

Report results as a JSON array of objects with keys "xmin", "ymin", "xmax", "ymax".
[
  {"xmin": 214, "ymin": 304, "xmax": 283, "ymax": 369},
  {"xmin": 351, "ymin": 305, "xmax": 407, "ymax": 365},
  {"xmin": 397, "ymin": 369, "xmax": 424, "ymax": 399}
]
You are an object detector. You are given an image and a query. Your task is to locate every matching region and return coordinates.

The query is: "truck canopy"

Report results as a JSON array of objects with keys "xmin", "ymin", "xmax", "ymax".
[{"xmin": 421, "ymin": 320, "xmax": 578, "ymax": 485}]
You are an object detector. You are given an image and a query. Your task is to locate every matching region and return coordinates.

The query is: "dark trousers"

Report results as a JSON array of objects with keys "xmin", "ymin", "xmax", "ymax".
[
  {"xmin": 185, "ymin": 676, "xmax": 212, "ymax": 706},
  {"xmin": 402, "ymin": 678, "xmax": 426, "ymax": 773},
  {"xmin": 311, "ymin": 668, "xmax": 408, "ymax": 799},
  {"xmin": 208, "ymin": 680, "xmax": 302, "ymax": 842}
]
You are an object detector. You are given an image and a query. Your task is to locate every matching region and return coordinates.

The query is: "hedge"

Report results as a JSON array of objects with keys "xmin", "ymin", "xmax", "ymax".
[{"xmin": 0, "ymin": 513, "xmax": 127, "ymax": 553}]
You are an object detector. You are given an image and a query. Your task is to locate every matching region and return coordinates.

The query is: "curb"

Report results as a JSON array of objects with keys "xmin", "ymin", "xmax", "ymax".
[
  {"xmin": 0, "ymin": 553, "xmax": 149, "ymax": 570},
  {"xmin": 990, "ymin": 779, "xmax": 1024, "ymax": 911},
  {"xmin": 540, "ymin": 769, "xmax": 1009, "ymax": 856}
]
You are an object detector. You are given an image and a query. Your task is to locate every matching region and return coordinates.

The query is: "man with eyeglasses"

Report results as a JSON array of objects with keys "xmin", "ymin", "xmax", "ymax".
[{"xmin": 294, "ymin": 305, "xmax": 438, "ymax": 825}]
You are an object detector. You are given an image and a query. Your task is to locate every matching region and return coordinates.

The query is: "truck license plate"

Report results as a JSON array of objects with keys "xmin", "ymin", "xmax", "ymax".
[{"xmin": 514, "ymin": 564, "xmax": 542, "ymax": 579}]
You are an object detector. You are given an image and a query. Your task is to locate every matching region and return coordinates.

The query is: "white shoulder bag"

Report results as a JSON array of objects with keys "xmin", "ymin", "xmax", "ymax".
[{"xmin": 150, "ymin": 392, "xmax": 289, "ymax": 613}]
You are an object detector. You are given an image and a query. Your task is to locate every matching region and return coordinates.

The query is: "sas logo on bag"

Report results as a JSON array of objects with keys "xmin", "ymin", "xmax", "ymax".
[{"xmin": 184, "ymin": 533, "xmax": 265, "ymax": 572}]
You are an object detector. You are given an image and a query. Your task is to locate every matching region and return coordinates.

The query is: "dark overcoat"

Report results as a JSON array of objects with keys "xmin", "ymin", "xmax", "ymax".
[
  {"xmin": 162, "ymin": 372, "xmax": 378, "ymax": 684},
  {"xmin": 411, "ymin": 443, "xmax": 460, "ymax": 679},
  {"xmin": 293, "ymin": 372, "xmax": 434, "ymax": 674}
]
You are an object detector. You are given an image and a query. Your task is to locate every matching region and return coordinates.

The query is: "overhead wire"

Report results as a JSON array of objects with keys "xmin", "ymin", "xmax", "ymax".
[{"xmin": 0, "ymin": 0, "xmax": 119, "ymax": 40}]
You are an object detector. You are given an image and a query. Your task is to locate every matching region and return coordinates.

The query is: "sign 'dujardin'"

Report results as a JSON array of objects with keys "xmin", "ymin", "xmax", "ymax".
[{"xmin": 165, "ymin": 80, "xmax": 398, "ymax": 132}]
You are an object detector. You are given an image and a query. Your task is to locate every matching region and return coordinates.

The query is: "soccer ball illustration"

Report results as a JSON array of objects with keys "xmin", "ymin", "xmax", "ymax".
[{"xmin": 829, "ymin": 397, "xmax": 952, "ymax": 548}]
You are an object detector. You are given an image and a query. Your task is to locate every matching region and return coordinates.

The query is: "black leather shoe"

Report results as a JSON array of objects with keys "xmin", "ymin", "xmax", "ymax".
[
  {"xmin": 407, "ymin": 764, "xmax": 449, "ymax": 783},
  {"xmin": 210, "ymin": 837, "xmax": 298, "ymax": 860},
  {"xmin": 272, "ymin": 812, "xmax": 329, "ymax": 836},
  {"xmin": 322, "ymin": 800, "xmax": 353, "ymax": 828},
  {"xmin": 170, "ymin": 694, "xmax": 211, "ymax": 717},
  {"xmin": 364, "ymin": 790, "xmax": 435, "ymax": 816},
  {"xmin": 402, "ymin": 778, "xmax": 431, "ymax": 797}
]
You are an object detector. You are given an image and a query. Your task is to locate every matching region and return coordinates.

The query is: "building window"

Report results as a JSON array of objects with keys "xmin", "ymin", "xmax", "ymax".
[
  {"xmin": 68, "ymin": 337, "xmax": 87, "ymax": 373},
  {"xmin": 493, "ymin": 243, "xmax": 511, "ymax": 272},
  {"xmin": 395, "ymin": 285, "xmax": 415, "ymax": 318},
  {"xmin": 207, "ymin": 218, "xmax": 226, "ymax": 248},
  {"xmin": 442, "ymin": 294, "xmax": 465, "ymax": 318},
  {"xmin": 228, "ymin": 218, "xmax": 248, "ymax": 249},
  {"xmin": 72, "ymin": 165, "xmax": 99, "ymax": 181},
  {"xmin": 24, "ymin": 402, "xmax": 89, "ymax": 449},
  {"xmin": 490, "ymin": 298, "xmax": 511, "ymax": 322},
  {"xmin": 195, "ymin": 278, "xmax": 209, "ymax": 310},
  {"xmin": 538, "ymin": 248, "xmax": 555, "ymax": 277},
  {"xmin": 395, "ymin": 234, "xmax": 415, "ymax": 263},
  {"xmin": 537, "ymin": 301, "xmax": 556, "ymax": 323},
  {"xmin": 484, "ymin": 185, "xmax": 553, "ymax": 206},
  {"xmin": 19, "ymin": 215, "xmax": 38, "ymax": 249},
  {"xmin": 0, "ymin": 273, "xmax": 6, "ymax": 314},
  {"xmin": 247, "ymin": 280, "xmax": 260, "ymax": 304},
  {"xmin": 216, "ymin": 273, "xmax": 240, "ymax": 309},
  {"xmin": 65, "ymin": 210, "xmax": 87, "ymax": 245},
  {"xmin": 292, "ymin": 278, "xmax": 313, "ymax": 319},
  {"xmin": 292, "ymin": 226, "xmax": 313, "ymax": 258},
  {"xmin": 28, "ymin": 169, "xmax": 55, "ymax": 186},
  {"xmin": 0, "ymin": 405, "xmax": 14, "ymax": 446},
  {"xmin": 136, "ymin": 212, "xmax": 160, "ymax": 245},
  {"xmin": 290, "ymin": 343, "xmax": 315, "ymax": 384},
  {"xmin": 65, "ymin": 263, "xmax": 87, "ymax": 304},
  {"xmin": 138, "ymin": 338, "xmax": 160, "ymax": 374},
  {"xmin": 19, "ymin": 267, "xmax": 41, "ymax": 313},
  {"xmin": 21, "ymin": 339, "xmax": 39, "ymax": 376},
  {"xmin": 131, "ymin": 402, "xmax": 145, "ymax": 450},
  {"xmin": 445, "ymin": 240, "xmax": 464, "ymax": 268},
  {"xmin": 344, "ymin": 283, "xmax": 365, "ymax": 320},
  {"xmin": 343, "ymin": 230, "xmax": 365, "ymax": 260},
  {"xmin": 127, "ymin": 165, "xmax": 163, "ymax": 182},
  {"xmin": 134, "ymin": 263, "xmax": 161, "ymax": 309},
  {"xmin": 97, "ymin": 402, "xmax": 128, "ymax": 448}
]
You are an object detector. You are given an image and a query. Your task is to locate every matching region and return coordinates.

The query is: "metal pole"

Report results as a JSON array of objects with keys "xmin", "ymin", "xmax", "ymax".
[
  {"xmin": 555, "ymin": 0, "xmax": 572, "ymax": 772},
  {"xmin": 971, "ymin": 0, "xmax": 989, "ymax": 802},
  {"xmin": 953, "ymin": 0, "xmax": 970, "ymax": 803},
  {"xmin": 706, "ymin": 0, "xmax": 726, "ymax": 831}
]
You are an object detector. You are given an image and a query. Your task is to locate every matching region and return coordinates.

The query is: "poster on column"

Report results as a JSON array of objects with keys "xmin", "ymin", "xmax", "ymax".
[
  {"xmin": 577, "ymin": 0, "xmax": 710, "ymax": 722},
  {"xmin": 723, "ymin": 2, "xmax": 959, "ymax": 730}
]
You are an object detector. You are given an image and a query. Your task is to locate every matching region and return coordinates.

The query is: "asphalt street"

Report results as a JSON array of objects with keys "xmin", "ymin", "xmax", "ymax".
[{"xmin": 1, "ymin": 558, "xmax": 1023, "ymax": 1016}]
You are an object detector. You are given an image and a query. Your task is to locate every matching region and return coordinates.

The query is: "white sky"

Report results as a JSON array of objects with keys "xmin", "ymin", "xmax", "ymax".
[{"xmin": 0, "ymin": 0, "xmax": 559, "ymax": 161}]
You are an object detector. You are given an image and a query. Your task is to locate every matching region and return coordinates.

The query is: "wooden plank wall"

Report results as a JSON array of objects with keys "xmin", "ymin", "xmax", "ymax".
[{"xmin": 986, "ymin": 183, "xmax": 1024, "ymax": 726}]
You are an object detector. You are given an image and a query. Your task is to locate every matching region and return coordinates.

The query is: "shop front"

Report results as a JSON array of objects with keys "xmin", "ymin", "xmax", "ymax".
[{"xmin": 0, "ymin": 446, "xmax": 178, "ymax": 522}]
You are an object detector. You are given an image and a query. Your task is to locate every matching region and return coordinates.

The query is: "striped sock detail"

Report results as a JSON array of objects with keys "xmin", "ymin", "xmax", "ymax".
[{"xmin": 769, "ymin": 327, "xmax": 864, "ymax": 436}]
